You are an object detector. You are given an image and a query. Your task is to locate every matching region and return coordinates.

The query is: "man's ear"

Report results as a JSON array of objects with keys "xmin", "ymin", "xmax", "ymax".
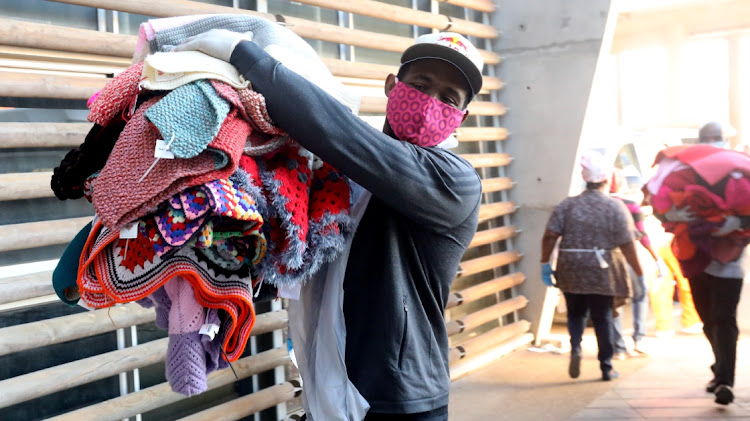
[
  {"xmin": 461, "ymin": 110, "xmax": 470, "ymax": 123},
  {"xmin": 384, "ymin": 73, "xmax": 397, "ymax": 97}
]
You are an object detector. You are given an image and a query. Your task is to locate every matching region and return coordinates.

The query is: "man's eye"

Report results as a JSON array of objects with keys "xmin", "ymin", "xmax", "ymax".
[
  {"xmin": 443, "ymin": 97, "xmax": 458, "ymax": 107},
  {"xmin": 412, "ymin": 84, "xmax": 427, "ymax": 92}
]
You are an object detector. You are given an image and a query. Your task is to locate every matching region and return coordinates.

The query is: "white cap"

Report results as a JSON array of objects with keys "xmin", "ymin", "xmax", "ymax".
[
  {"xmin": 400, "ymin": 32, "xmax": 484, "ymax": 99},
  {"xmin": 580, "ymin": 150, "xmax": 613, "ymax": 183}
]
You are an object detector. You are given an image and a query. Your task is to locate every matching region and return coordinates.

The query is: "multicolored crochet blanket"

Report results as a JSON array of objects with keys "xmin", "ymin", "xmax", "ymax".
[
  {"xmin": 78, "ymin": 218, "xmax": 262, "ymax": 361},
  {"xmin": 240, "ymin": 145, "xmax": 352, "ymax": 286}
]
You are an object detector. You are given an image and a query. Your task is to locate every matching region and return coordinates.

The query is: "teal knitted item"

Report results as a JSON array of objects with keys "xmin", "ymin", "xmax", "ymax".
[
  {"xmin": 53, "ymin": 221, "xmax": 92, "ymax": 306},
  {"xmin": 145, "ymin": 80, "xmax": 231, "ymax": 159}
]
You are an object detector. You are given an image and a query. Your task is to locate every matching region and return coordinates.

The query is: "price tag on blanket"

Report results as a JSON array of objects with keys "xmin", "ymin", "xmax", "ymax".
[
  {"xmin": 139, "ymin": 133, "xmax": 176, "ymax": 183},
  {"xmin": 154, "ymin": 138, "xmax": 175, "ymax": 159},
  {"xmin": 76, "ymin": 299, "xmax": 96, "ymax": 311},
  {"xmin": 199, "ymin": 323, "xmax": 220, "ymax": 341},
  {"xmin": 119, "ymin": 222, "xmax": 138, "ymax": 239}
]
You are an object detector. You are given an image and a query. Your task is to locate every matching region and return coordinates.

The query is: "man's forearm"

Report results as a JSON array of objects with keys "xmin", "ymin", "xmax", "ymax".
[{"xmin": 229, "ymin": 41, "xmax": 481, "ymax": 230}]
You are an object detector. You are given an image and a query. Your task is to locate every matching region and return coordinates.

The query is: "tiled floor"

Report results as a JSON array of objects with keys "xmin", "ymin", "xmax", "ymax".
[
  {"xmin": 450, "ymin": 281, "xmax": 750, "ymax": 420},
  {"xmin": 569, "ymin": 336, "xmax": 750, "ymax": 420}
]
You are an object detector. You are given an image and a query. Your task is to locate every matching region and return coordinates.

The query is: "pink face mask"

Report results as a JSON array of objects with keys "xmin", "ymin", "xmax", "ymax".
[{"xmin": 386, "ymin": 81, "xmax": 465, "ymax": 147}]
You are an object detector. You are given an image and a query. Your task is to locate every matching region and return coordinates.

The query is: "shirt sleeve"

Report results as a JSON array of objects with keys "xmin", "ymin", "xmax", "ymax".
[
  {"xmin": 546, "ymin": 200, "xmax": 567, "ymax": 234},
  {"xmin": 229, "ymin": 41, "xmax": 482, "ymax": 232}
]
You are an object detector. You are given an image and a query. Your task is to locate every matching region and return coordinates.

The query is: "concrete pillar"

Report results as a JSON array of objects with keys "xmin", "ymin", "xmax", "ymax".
[{"xmin": 492, "ymin": 0, "xmax": 615, "ymax": 342}]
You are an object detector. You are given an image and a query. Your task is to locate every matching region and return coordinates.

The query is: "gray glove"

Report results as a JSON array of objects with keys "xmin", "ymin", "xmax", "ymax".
[
  {"xmin": 664, "ymin": 205, "xmax": 695, "ymax": 223},
  {"xmin": 172, "ymin": 28, "xmax": 254, "ymax": 62},
  {"xmin": 714, "ymin": 215, "xmax": 742, "ymax": 237}
]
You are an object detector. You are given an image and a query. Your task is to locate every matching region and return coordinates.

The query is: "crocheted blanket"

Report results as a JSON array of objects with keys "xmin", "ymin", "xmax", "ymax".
[
  {"xmin": 246, "ymin": 146, "xmax": 353, "ymax": 286},
  {"xmin": 78, "ymin": 218, "xmax": 261, "ymax": 361}
]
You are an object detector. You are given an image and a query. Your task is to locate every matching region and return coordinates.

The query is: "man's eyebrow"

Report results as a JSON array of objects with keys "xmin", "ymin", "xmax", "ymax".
[{"xmin": 409, "ymin": 74, "xmax": 433, "ymax": 83}]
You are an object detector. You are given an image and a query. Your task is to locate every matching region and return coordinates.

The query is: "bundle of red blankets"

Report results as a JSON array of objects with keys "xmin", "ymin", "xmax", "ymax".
[{"xmin": 644, "ymin": 144, "xmax": 750, "ymax": 277}]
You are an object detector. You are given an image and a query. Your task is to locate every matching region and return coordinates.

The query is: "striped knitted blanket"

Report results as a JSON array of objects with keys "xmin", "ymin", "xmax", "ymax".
[{"xmin": 78, "ymin": 217, "xmax": 263, "ymax": 361}]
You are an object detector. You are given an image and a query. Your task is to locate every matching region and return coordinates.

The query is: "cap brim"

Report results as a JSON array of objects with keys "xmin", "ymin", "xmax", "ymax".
[{"xmin": 401, "ymin": 43, "xmax": 482, "ymax": 98}]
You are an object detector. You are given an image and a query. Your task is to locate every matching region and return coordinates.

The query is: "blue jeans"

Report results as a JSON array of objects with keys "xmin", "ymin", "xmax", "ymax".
[
  {"xmin": 612, "ymin": 292, "xmax": 649, "ymax": 353},
  {"xmin": 564, "ymin": 292, "xmax": 614, "ymax": 373}
]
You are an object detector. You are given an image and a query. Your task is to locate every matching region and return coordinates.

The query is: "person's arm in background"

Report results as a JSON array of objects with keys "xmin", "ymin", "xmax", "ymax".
[
  {"xmin": 629, "ymin": 200, "xmax": 672, "ymax": 277},
  {"xmin": 540, "ymin": 229, "xmax": 560, "ymax": 288},
  {"xmin": 541, "ymin": 199, "xmax": 567, "ymax": 288},
  {"xmin": 614, "ymin": 199, "xmax": 646, "ymax": 299},
  {"xmin": 634, "ymin": 217, "xmax": 659, "ymax": 261},
  {"xmin": 624, "ymin": 198, "xmax": 659, "ymax": 261},
  {"xmin": 541, "ymin": 229, "xmax": 560, "ymax": 263}
]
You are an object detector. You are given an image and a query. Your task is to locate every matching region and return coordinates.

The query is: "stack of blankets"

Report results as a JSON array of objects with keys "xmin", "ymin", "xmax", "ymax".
[
  {"xmin": 51, "ymin": 14, "xmax": 359, "ymax": 396},
  {"xmin": 644, "ymin": 144, "xmax": 750, "ymax": 277}
]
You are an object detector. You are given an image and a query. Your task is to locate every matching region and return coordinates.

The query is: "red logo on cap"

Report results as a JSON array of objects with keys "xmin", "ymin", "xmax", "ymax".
[{"xmin": 438, "ymin": 36, "xmax": 468, "ymax": 54}]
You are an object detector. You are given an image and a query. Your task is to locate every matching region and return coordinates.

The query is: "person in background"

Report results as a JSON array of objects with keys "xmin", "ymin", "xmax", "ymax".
[
  {"xmin": 698, "ymin": 121, "xmax": 727, "ymax": 148},
  {"xmin": 541, "ymin": 150, "xmax": 645, "ymax": 382},
  {"xmin": 649, "ymin": 231, "xmax": 703, "ymax": 337},
  {"xmin": 609, "ymin": 168, "xmax": 662, "ymax": 358},
  {"xmin": 175, "ymin": 29, "xmax": 484, "ymax": 420},
  {"xmin": 669, "ymin": 121, "xmax": 749, "ymax": 405}
]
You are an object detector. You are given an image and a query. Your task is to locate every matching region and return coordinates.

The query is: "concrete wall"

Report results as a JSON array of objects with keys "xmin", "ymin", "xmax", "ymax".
[{"xmin": 492, "ymin": 0, "xmax": 615, "ymax": 341}]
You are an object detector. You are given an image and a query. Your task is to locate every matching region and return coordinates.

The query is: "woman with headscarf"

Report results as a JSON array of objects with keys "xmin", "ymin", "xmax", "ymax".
[{"xmin": 540, "ymin": 150, "xmax": 645, "ymax": 381}]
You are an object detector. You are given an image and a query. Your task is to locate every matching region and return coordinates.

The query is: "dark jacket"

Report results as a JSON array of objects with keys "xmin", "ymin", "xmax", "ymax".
[{"xmin": 231, "ymin": 42, "xmax": 481, "ymax": 414}]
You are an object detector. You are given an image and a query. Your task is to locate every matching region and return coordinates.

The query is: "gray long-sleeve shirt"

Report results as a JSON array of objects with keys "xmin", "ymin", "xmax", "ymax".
[{"xmin": 231, "ymin": 41, "xmax": 482, "ymax": 414}]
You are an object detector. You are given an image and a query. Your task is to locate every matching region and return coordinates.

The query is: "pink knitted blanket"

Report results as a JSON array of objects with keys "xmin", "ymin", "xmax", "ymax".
[{"xmin": 93, "ymin": 95, "xmax": 250, "ymax": 230}]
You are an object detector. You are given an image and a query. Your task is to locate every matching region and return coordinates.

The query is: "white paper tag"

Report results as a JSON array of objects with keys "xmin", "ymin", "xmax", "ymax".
[
  {"xmin": 154, "ymin": 139, "xmax": 175, "ymax": 159},
  {"xmin": 76, "ymin": 299, "xmax": 96, "ymax": 311},
  {"xmin": 278, "ymin": 282, "xmax": 302, "ymax": 301},
  {"xmin": 119, "ymin": 222, "xmax": 138, "ymax": 239},
  {"xmin": 155, "ymin": 70, "xmax": 184, "ymax": 82},
  {"xmin": 199, "ymin": 323, "xmax": 220, "ymax": 341}
]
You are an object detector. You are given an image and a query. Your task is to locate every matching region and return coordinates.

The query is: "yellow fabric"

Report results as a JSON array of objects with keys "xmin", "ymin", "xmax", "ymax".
[{"xmin": 649, "ymin": 243, "xmax": 702, "ymax": 331}]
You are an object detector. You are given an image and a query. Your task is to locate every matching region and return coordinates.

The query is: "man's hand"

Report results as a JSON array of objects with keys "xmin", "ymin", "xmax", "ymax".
[
  {"xmin": 172, "ymin": 29, "xmax": 254, "ymax": 62},
  {"xmin": 713, "ymin": 215, "xmax": 742, "ymax": 237},
  {"xmin": 664, "ymin": 205, "xmax": 696, "ymax": 223},
  {"xmin": 541, "ymin": 262, "xmax": 555, "ymax": 287}
]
